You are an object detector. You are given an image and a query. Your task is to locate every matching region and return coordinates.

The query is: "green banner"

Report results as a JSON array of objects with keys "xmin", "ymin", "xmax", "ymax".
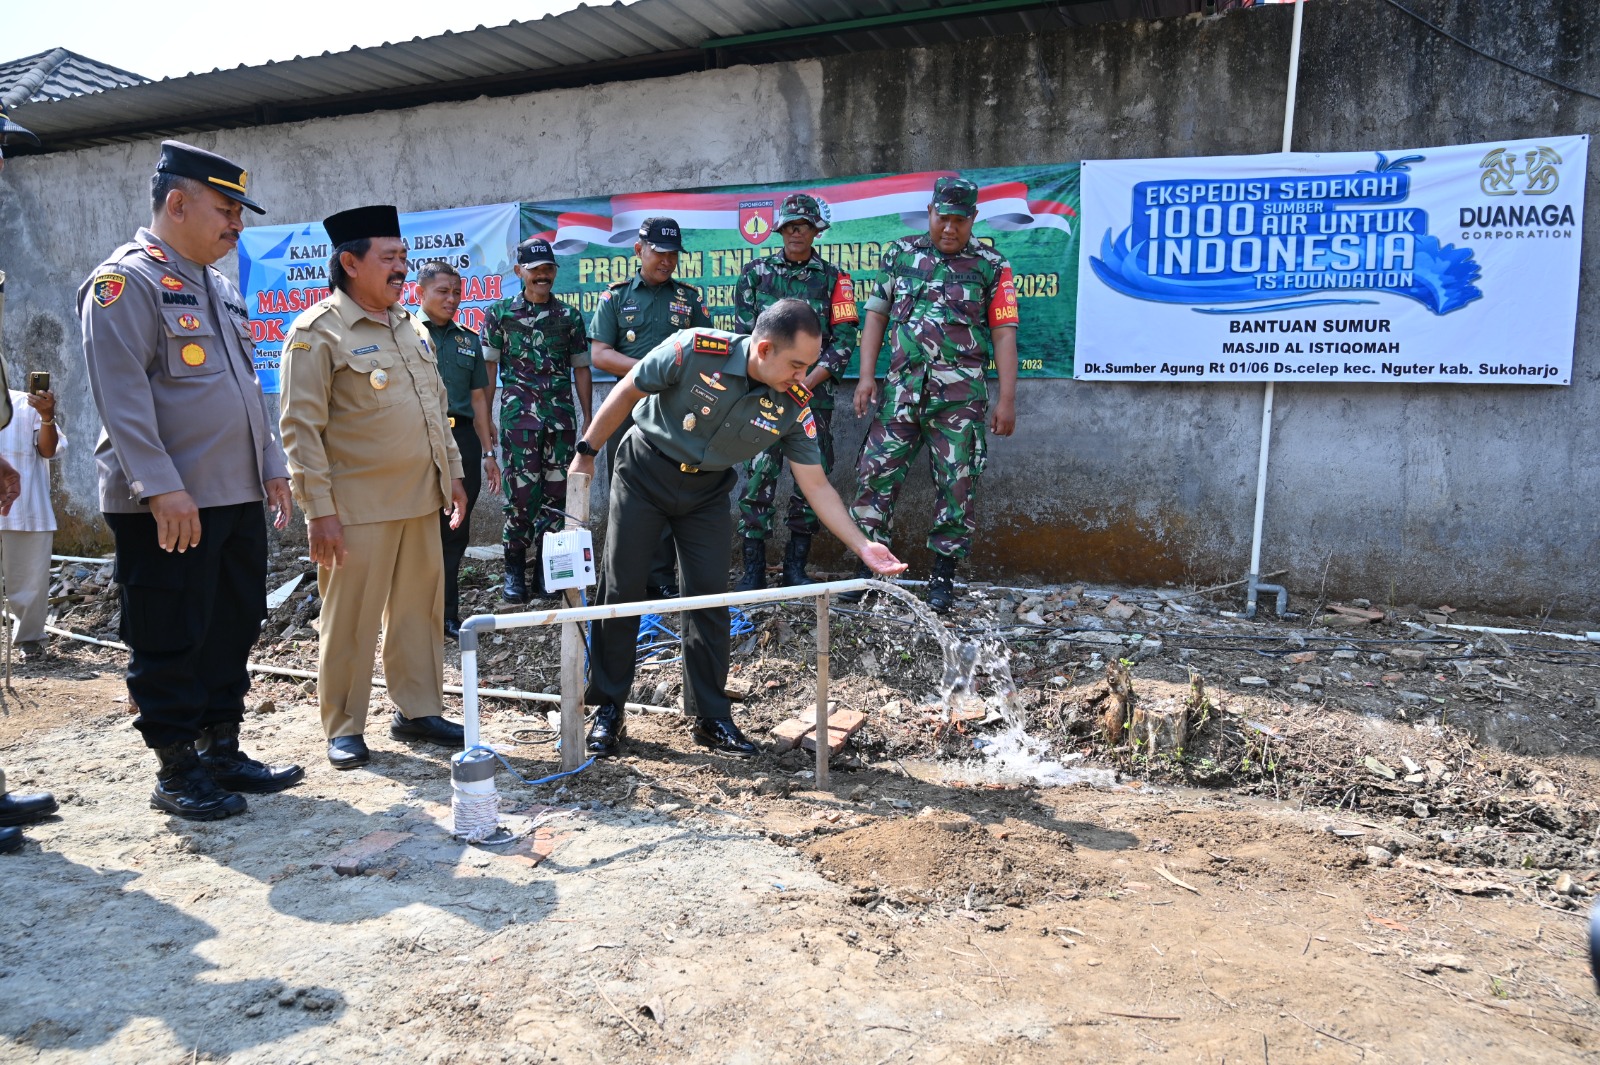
[{"xmin": 522, "ymin": 163, "xmax": 1080, "ymax": 377}]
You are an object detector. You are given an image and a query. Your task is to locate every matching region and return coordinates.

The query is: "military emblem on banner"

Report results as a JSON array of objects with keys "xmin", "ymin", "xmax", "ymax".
[{"xmin": 738, "ymin": 199, "xmax": 775, "ymax": 246}]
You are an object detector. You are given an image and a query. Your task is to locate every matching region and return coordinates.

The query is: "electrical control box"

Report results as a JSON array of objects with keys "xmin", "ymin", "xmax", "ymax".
[{"xmin": 541, "ymin": 529, "xmax": 596, "ymax": 592}]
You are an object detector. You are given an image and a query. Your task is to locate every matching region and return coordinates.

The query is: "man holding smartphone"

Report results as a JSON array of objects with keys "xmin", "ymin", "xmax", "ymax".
[{"xmin": 0, "ymin": 372, "xmax": 65, "ymax": 660}]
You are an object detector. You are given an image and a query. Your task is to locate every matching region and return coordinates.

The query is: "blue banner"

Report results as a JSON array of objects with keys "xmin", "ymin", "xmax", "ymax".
[{"xmin": 238, "ymin": 202, "xmax": 521, "ymax": 393}]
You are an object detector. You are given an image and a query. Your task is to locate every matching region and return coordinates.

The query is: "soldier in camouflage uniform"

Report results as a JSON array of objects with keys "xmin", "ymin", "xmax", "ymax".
[
  {"xmin": 483, "ymin": 237, "xmax": 593, "ymax": 602},
  {"xmin": 844, "ymin": 177, "xmax": 1020, "ymax": 614},
  {"xmin": 732, "ymin": 193, "xmax": 859, "ymax": 590}
]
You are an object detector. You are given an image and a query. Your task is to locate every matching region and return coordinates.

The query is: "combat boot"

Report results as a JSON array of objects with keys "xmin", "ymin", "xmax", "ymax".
[
  {"xmin": 197, "ymin": 722, "xmax": 305, "ymax": 793},
  {"xmin": 502, "ymin": 547, "xmax": 528, "ymax": 603},
  {"xmin": 836, "ymin": 560, "xmax": 874, "ymax": 604},
  {"xmin": 150, "ymin": 742, "xmax": 247, "ymax": 821},
  {"xmin": 780, "ymin": 533, "xmax": 814, "ymax": 587},
  {"xmin": 927, "ymin": 555, "xmax": 959, "ymax": 615},
  {"xmin": 734, "ymin": 537, "xmax": 767, "ymax": 592}
]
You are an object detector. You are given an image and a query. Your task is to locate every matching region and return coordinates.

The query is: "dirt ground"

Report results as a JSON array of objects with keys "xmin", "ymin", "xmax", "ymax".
[{"xmin": 1, "ymin": 555, "xmax": 1597, "ymax": 1063}]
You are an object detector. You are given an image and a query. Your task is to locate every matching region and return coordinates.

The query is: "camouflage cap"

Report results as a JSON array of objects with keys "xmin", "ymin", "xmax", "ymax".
[
  {"xmin": 930, "ymin": 176, "xmax": 979, "ymax": 218},
  {"xmin": 774, "ymin": 193, "xmax": 829, "ymax": 231}
]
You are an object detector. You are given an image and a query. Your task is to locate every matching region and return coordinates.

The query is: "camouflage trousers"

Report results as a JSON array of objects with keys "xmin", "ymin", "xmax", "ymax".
[
  {"xmin": 849, "ymin": 373, "xmax": 987, "ymax": 560},
  {"xmin": 501, "ymin": 421, "xmax": 576, "ymax": 553},
  {"xmin": 736, "ymin": 404, "xmax": 835, "ymax": 539}
]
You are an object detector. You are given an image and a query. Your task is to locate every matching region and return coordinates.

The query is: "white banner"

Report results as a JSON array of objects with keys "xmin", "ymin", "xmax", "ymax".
[{"xmin": 1075, "ymin": 136, "xmax": 1588, "ymax": 384}]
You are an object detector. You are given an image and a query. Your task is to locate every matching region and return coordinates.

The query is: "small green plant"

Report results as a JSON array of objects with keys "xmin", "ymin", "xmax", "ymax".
[{"xmin": 1489, "ymin": 976, "xmax": 1510, "ymax": 999}]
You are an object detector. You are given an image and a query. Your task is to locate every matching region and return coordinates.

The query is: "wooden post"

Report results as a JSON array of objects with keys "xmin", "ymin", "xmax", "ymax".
[
  {"xmin": 559, "ymin": 471, "xmax": 591, "ymax": 771},
  {"xmin": 815, "ymin": 591, "xmax": 830, "ymax": 788}
]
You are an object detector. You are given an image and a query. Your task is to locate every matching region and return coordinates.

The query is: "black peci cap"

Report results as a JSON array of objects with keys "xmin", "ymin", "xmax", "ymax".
[
  {"xmin": 156, "ymin": 139, "xmax": 264, "ymax": 214},
  {"xmin": 516, "ymin": 237, "xmax": 557, "ymax": 266},
  {"xmin": 323, "ymin": 205, "xmax": 402, "ymax": 246},
  {"xmin": 638, "ymin": 217, "xmax": 684, "ymax": 253}
]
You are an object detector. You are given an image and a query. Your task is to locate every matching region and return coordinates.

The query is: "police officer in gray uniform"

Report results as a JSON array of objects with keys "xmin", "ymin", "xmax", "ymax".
[
  {"xmin": 570, "ymin": 299, "xmax": 905, "ymax": 759},
  {"xmin": 80, "ymin": 141, "xmax": 302, "ymax": 822}
]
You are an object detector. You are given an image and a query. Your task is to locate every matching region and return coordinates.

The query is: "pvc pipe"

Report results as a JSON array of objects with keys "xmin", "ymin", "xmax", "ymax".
[
  {"xmin": 815, "ymin": 592, "xmax": 831, "ymax": 788},
  {"xmin": 456, "ymin": 578, "xmax": 876, "ymax": 758},
  {"xmin": 50, "ymin": 554, "xmax": 113, "ymax": 565},
  {"xmin": 1246, "ymin": 0, "xmax": 1306, "ymax": 620},
  {"xmin": 38, "ymin": 624, "xmax": 680, "ymax": 712},
  {"xmin": 1441, "ymin": 623, "xmax": 1597, "ymax": 644}
]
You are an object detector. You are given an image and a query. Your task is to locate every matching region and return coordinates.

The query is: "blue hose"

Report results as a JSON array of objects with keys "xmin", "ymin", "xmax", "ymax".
[{"xmin": 465, "ymin": 744, "xmax": 595, "ymax": 788}]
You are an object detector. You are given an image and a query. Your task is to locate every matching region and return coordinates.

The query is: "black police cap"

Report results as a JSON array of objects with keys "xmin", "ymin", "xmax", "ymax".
[
  {"xmin": 156, "ymin": 139, "xmax": 264, "ymax": 214},
  {"xmin": 323, "ymin": 205, "xmax": 402, "ymax": 247}
]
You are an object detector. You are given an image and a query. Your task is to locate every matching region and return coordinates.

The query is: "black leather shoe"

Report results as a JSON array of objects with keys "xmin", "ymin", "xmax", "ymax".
[
  {"xmin": 390, "ymin": 712, "xmax": 465, "ymax": 747},
  {"xmin": 327, "ymin": 735, "xmax": 371, "ymax": 770},
  {"xmin": 691, "ymin": 718, "xmax": 758, "ymax": 758},
  {"xmin": 151, "ymin": 742, "xmax": 248, "ymax": 820},
  {"xmin": 0, "ymin": 826, "xmax": 21, "ymax": 853},
  {"xmin": 586, "ymin": 703, "xmax": 626, "ymax": 758},
  {"xmin": 646, "ymin": 583, "xmax": 679, "ymax": 601},
  {"xmin": 444, "ymin": 618, "xmax": 462, "ymax": 641},
  {"xmin": 0, "ymin": 789, "xmax": 58, "ymax": 826},
  {"xmin": 927, "ymin": 555, "xmax": 958, "ymax": 615},
  {"xmin": 198, "ymin": 723, "xmax": 304, "ymax": 794}
]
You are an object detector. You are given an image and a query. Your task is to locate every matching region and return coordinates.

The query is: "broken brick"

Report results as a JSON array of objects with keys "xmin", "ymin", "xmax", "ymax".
[
  {"xmin": 327, "ymin": 830, "xmax": 412, "ymax": 876},
  {"xmin": 769, "ymin": 719, "xmax": 812, "ymax": 753}
]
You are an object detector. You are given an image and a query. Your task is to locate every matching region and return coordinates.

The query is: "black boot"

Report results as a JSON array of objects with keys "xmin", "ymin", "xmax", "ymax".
[
  {"xmin": 927, "ymin": 555, "xmax": 959, "ymax": 615},
  {"xmin": 150, "ymin": 742, "xmax": 247, "ymax": 821},
  {"xmin": 836, "ymin": 560, "xmax": 874, "ymax": 604},
  {"xmin": 502, "ymin": 547, "xmax": 528, "ymax": 603},
  {"xmin": 734, "ymin": 537, "xmax": 767, "ymax": 592},
  {"xmin": 586, "ymin": 703, "xmax": 626, "ymax": 758},
  {"xmin": 198, "ymin": 722, "xmax": 305, "ymax": 794},
  {"xmin": 780, "ymin": 534, "xmax": 813, "ymax": 587}
]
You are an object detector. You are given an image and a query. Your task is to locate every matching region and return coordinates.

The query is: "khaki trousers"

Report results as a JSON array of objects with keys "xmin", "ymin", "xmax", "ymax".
[
  {"xmin": 316, "ymin": 512, "xmax": 445, "ymax": 738},
  {"xmin": 2, "ymin": 530, "xmax": 54, "ymax": 643}
]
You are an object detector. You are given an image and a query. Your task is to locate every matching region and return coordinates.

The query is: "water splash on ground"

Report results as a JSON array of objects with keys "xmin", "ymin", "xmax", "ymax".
[{"xmin": 856, "ymin": 581, "xmax": 1114, "ymax": 788}]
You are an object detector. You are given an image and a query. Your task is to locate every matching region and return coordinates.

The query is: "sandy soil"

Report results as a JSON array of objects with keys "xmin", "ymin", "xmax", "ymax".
[{"xmin": 1, "ymin": 561, "xmax": 1597, "ymax": 1063}]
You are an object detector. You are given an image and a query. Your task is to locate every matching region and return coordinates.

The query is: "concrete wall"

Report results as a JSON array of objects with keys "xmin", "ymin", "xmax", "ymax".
[{"xmin": 1, "ymin": 0, "xmax": 1596, "ymax": 617}]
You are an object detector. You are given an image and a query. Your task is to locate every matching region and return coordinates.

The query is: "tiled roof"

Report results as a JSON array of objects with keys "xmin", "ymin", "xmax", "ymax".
[{"xmin": 0, "ymin": 48, "xmax": 148, "ymax": 109}]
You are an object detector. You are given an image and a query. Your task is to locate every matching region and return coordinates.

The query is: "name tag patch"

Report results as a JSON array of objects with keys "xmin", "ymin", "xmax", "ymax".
[{"xmin": 352, "ymin": 345, "xmax": 380, "ymax": 355}]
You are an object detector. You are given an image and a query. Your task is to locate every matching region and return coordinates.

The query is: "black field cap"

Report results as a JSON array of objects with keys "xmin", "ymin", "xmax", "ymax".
[
  {"xmin": 156, "ymin": 139, "xmax": 264, "ymax": 214},
  {"xmin": 638, "ymin": 217, "xmax": 684, "ymax": 253},
  {"xmin": 0, "ymin": 108, "xmax": 39, "ymax": 149},
  {"xmin": 324, "ymin": 205, "xmax": 402, "ymax": 246},
  {"xmin": 516, "ymin": 237, "xmax": 557, "ymax": 267}
]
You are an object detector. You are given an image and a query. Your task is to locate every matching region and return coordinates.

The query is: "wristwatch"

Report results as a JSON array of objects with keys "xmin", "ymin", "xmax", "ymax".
[{"xmin": 575, "ymin": 439, "xmax": 598, "ymax": 457}]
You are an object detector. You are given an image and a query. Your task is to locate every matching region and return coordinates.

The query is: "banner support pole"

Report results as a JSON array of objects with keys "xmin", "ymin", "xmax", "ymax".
[{"xmin": 1246, "ymin": 0, "xmax": 1306, "ymax": 619}]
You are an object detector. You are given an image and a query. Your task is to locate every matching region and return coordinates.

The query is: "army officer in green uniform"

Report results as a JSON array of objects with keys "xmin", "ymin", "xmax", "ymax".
[
  {"xmin": 589, "ymin": 217, "xmax": 711, "ymax": 597},
  {"xmin": 570, "ymin": 299, "xmax": 906, "ymax": 758}
]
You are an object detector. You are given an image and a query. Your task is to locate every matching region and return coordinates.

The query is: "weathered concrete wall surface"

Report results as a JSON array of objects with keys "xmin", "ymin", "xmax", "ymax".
[{"xmin": 1, "ymin": 0, "xmax": 1595, "ymax": 615}]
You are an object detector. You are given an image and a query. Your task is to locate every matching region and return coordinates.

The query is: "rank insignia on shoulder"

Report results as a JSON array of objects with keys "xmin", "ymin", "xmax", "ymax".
[
  {"xmin": 159, "ymin": 275, "xmax": 184, "ymax": 291},
  {"xmin": 91, "ymin": 273, "xmax": 126, "ymax": 308},
  {"xmin": 698, "ymin": 372, "xmax": 727, "ymax": 391},
  {"xmin": 692, "ymin": 333, "xmax": 729, "ymax": 356},
  {"xmin": 144, "ymin": 244, "xmax": 169, "ymax": 262},
  {"xmin": 787, "ymin": 382, "xmax": 813, "ymax": 405}
]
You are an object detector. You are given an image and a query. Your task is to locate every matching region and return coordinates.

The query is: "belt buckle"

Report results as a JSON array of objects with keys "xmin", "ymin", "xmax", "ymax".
[{"xmin": 679, "ymin": 462, "xmax": 700, "ymax": 474}]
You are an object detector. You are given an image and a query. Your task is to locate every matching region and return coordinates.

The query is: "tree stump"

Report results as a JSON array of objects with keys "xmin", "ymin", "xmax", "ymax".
[{"xmin": 1129, "ymin": 700, "xmax": 1189, "ymax": 759}]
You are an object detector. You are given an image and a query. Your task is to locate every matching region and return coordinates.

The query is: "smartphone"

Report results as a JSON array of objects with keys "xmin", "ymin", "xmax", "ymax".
[{"xmin": 26, "ymin": 371, "xmax": 48, "ymax": 394}]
